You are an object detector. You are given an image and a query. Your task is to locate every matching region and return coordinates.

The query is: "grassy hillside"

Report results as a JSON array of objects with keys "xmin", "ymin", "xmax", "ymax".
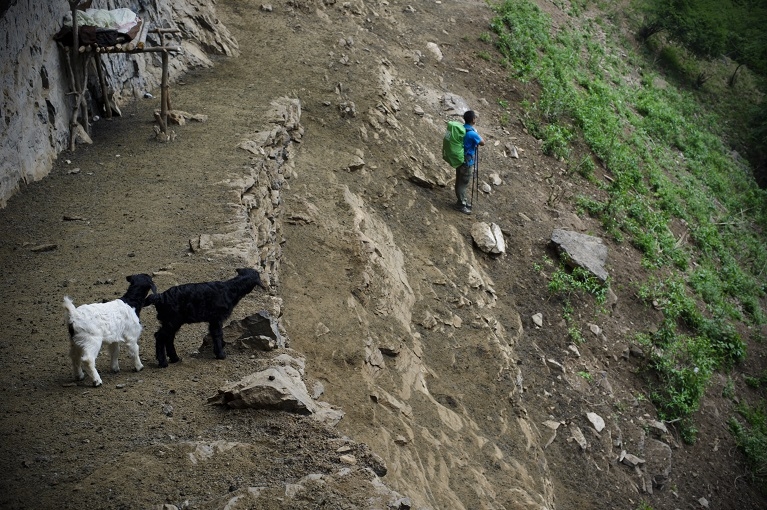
[{"xmin": 484, "ymin": 0, "xmax": 767, "ymax": 489}]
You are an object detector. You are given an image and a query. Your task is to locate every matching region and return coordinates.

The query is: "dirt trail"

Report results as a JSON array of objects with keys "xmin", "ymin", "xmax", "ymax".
[{"xmin": 1, "ymin": 1, "xmax": 765, "ymax": 509}]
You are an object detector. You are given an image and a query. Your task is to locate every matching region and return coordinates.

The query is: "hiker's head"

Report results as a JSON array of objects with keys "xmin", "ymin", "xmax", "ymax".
[{"xmin": 463, "ymin": 110, "xmax": 476, "ymax": 125}]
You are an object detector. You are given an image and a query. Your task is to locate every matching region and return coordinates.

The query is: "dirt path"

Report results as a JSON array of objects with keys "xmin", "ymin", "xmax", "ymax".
[{"xmin": 1, "ymin": 1, "xmax": 765, "ymax": 509}]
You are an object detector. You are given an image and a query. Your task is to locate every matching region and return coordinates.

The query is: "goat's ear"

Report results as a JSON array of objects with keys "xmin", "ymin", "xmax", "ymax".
[
  {"xmin": 150, "ymin": 282, "xmax": 158, "ymax": 294},
  {"xmin": 126, "ymin": 275, "xmax": 133, "ymax": 283}
]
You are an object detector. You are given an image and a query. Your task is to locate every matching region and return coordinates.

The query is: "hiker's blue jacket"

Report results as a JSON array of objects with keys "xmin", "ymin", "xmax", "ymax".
[{"xmin": 463, "ymin": 125, "xmax": 482, "ymax": 166}]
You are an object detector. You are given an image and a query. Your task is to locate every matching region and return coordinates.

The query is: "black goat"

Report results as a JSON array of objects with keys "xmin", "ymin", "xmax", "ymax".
[{"xmin": 145, "ymin": 268, "xmax": 267, "ymax": 367}]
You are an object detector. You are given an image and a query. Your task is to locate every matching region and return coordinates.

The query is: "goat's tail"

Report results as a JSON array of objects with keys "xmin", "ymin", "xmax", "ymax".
[
  {"xmin": 62, "ymin": 296, "xmax": 77, "ymax": 319},
  {"xmin": 63, "ymin": 296, "xmax": 78, "ymax": 339}
]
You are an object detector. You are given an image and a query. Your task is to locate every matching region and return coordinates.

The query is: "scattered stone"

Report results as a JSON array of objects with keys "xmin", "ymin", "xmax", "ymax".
[
  {"xmin": 698, "ymin": 497, "xmax": 709, "ymax": 508},
  {"xmin": 421, "ymin": 311, "xmax": 438, "ymax": 329},
  {"xmin": 260, "ymin": 4, "xmax": 273, "ymax": 12},
  {"xmin": 471, "ymin": 222, "xmax": 505, "ymax": 255},
  {"xmin": 346, "ymin": 156, "xmax": 365, "ymax": 172},
  {"xmin": 587, "ymin": 412, "xmax": 605, "ymax": 432},
  {"xmin": 413, "ymin": 105, "xmax": 425, "ymax": 116},
  {"xmin": 378, "ymin": 342, "xmax": 401, "ymax": 357},
  {"xmin": 546, "ymin": 358, "xmax": 564, "ymax": 373},
  {"xmin": 162, "ymin": 404, "xmax": 174, "ymax": 417},
  {"xmin": 505, "ymin": 143, "xmax": 519, "ymax": 158},
  {"xmin": 339, "ymin": 454, "xmax": 357, "ymax": 465},
  {"xmin": 550, "ymin": 229, "xmax": 609, "ymax": 282},
  {"xmin": 620, "ymin": 451, "xmax": 645, "ymax": 467},
  {"xmin": 425, "ymin": 42, "xmax": 443, "ymax": 61},
  {"xmin": 237, "ymin": 139, "xmax": 265, "ymax": 155},
  {"xmin": 339, "ymin": 101, "xmax": 357, "ymax": 118},
  {"xmin": 589, "ymin": 323, "xmax": 602, "ymax": 336},
  {"xmin": 488, "ymin": 173, "xmax": 502, "ymax": 186},
  {"xmin": 643, "ymin": 438, "xmax": 672, "ymax": 491},
  {"xmin": 394, "ymin": 435, "xmax": 409, "ymax": 445},
  {"xmin": 30, "ymin": 244, "xmax": 57, "ymax": 253},
  {"xmin": 62, "ymin": 215, "xmax": 86, "ymax": 221},
  {"xmin": 532, "ymin": 313, "xmax": 543, "ymax": 327},
  {"xmin": 74, "ymin": 124, "xmax": 92, "ymax": 144},
  {"xmin": 568, "ymin": 344, "xmax": 581, "ymax": 357},
  {"xmin": 480, "ymin": 182, "xmax": 492, "ymax": 193},
  {"xmin": 311, "ymin": 381, "xmax": 325, "ymax": 399},
  {"xmin": 642, "ymin": 418, "xmax": 669, "ymax": 435},
  {"xmin": 315, "ymin": 322, "xmax": 330, "ymax": 337},
  {"xmin": 569, "ymin": 423, "xmax": 587, "ymax": 450},
  {"xmin": 189, "ymin": 234, "xmax": 214, "ymax": 253},
  {"xmin": 441, "ymin": 93, "xmax": 470, "ymax": 116},
  {"xmin": 544, "ymin": 430, "xmax": 557, "ymax": 449},
  {"xmin": 543, "ymin": 420, "xmax": 562, "ymax": 430}
]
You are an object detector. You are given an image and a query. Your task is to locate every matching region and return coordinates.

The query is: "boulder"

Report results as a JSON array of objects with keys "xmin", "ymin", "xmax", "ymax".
[
  {"xmin": 471, "ymin": 222, "xmax": 506, "ymax": 255},
  {"xmin": 643, "ymin": 438, "xmax": 672, "ymax": 491},
  {"xmin": 550, "ymin": 229, "xmax": 609, "ymax": 282},
  {"xmin": 202, "ymin": 310, "xmax": 286, "ymax": 352},
  {"xmin": 210, "ymin": 365, "xmax": 316, "ymax": 413}
]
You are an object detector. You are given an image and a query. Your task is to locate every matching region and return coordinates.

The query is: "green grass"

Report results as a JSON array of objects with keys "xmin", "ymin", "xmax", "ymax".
[
  {"xmin": 491, "ymin": 0, "xmax": 767, "ymax": 455},
  {"xmin": 729, "ymin": 401, "xmax": 767, "ymax": 490}
]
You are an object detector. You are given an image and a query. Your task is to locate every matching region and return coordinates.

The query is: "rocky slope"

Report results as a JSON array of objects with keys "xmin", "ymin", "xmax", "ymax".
[{"xmin": 0, "ymin": 1, "xmax": 765, "ymax": 509}]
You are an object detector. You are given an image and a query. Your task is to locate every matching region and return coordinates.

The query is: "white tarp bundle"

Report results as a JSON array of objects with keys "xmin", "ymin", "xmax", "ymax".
[{"xmin": 63, "ymin": 8, "xmax": 138, "ymax": 33}]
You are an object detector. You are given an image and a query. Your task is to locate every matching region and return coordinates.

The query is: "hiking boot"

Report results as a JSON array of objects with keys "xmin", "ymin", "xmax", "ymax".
[{"xmin": 459, "ymin": 205, "xmax": 472, "ymax": 215}]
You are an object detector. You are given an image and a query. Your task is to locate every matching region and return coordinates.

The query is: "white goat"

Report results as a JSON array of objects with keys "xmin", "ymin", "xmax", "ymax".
[{"xmin": 64, "ymin": 274, "xmax": 156, "ymax": 387}]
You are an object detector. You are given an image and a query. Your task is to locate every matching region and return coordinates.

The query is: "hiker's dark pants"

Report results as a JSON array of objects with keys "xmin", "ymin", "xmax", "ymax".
[{"xmin": 455, "ymin": 163, "xmax": 473, "ymax": 206}]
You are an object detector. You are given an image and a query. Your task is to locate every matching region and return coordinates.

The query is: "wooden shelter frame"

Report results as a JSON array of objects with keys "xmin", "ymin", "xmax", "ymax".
[{"xmin": 58, "ymin": 0, "xmax": 181, "ymax": 150}]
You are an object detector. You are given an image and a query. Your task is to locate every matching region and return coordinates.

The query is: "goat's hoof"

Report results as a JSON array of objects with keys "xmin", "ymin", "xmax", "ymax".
[
  {"xmin": 134, "ymin": 365, "xmax": 144, "ymax": 372},
  {"xmin": 76, "ymin": 374, "xmax": 85, "ymax": 381},
  {"xmin": 169, "ymin": 356, "xmax": 182, "ymax": 364},
  {"xmin": 112, "ymin": 368, "xmax": 120, "ymax": 374},
  {"xmin": 215, "ymin": 352, "xmax": 227, "ymax": 360},
  {"xmin": 93, "ymin": 380, "xmax": 103, "ymax": 387},
  {"xmin": 158, "ymin": 361, "xmax": 168, "ymax": 368}
]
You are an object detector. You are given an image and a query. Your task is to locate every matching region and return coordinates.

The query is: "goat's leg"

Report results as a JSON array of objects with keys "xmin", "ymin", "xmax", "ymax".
[
  {"xmin": 83, "ymin": 357, "xmax": 103, "ymax": 387},
  {"xmin": 209, "ymin": 320, "xmax": 226, "ymax": 360},
  {"xmin": 155, "ymin": 323, "xmax": 181, "ymax": 368},
  {"xmin": 69, "ymin": 341, "xmax": 85, "ymax": 381},
  {"xmin": 166, "ymin": 335, "xmax": 182, "ymax": 364},
  {"xmin": 109, "ymin": 342, "xmax": 120, "ymax": 373},
  {"xmin": 126, "ymin": 339, "xmax": 143, "ymax": 372}
]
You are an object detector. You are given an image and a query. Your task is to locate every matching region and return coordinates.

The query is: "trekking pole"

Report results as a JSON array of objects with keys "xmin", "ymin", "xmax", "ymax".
[
  {"xmin": 469, "ymin": 159, "xmax": 476, "ymax": 209},
  {"xmin": 473, "ymin": 146, "xmax": 480, "ymax": 210}
]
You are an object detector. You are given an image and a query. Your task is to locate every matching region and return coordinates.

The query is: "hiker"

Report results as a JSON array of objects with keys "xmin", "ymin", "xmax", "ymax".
[{"xmin": 455, "ymin": 110, "xmax": 484, "ymax": 214}]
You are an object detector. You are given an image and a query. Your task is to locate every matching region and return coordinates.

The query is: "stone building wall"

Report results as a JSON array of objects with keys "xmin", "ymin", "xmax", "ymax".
[{"xmin": 0, "ymin": 0, "xmax": 238, "ymax": 207}]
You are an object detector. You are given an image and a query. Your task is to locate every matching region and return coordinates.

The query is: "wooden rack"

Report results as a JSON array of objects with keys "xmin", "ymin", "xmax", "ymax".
[{"xmin": 59, "ymin": 0, "xmax": 182, "ymax": 149}]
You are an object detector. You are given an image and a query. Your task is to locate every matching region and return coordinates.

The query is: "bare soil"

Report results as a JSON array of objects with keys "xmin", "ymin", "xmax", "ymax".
[{"xmin": 1, "ymin": 1, "xmax": 765, "ymax": 509}]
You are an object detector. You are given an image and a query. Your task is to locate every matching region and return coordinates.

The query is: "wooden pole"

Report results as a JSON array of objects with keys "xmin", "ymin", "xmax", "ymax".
[
  {"xmin": 160, "ymin": 49, "xmax": 169, "ymax": 135},
  {"xmin": 94, "ymin": 55, "xmax": 112, "ymax": 119},
  {"xmin": 68, "ymin": 0, "xmax": 81, "ymax": 151}
]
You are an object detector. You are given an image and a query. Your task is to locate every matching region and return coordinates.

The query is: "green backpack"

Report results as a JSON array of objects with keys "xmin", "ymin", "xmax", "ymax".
[{"xmin": 442, "ymin": 120, "xmax": 465, "ymax": 168}]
